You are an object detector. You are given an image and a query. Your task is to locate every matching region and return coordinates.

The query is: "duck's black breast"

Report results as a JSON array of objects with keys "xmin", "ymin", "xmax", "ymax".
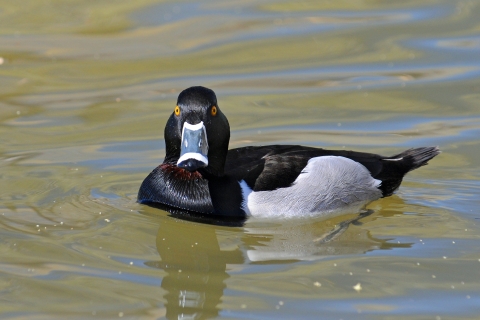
[
  {"xmin": 138, "ymin": 163, "xmax": 247, "ymax": 218},
  {"xmin": 224, "ymin": 145, "xmax": 387, "ymax": 192},
  {"xmin": 138, "ymin": 164, "xmax": 214, "ymax": 213}
]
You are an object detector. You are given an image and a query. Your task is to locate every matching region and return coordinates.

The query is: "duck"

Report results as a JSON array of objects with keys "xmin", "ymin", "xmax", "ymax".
[{"xmin": 138, "ymin": 86, "xmax": 440, "ymax": 219}]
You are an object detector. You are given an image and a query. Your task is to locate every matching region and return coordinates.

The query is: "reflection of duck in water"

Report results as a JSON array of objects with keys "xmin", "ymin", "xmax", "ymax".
[
  {"xmin": 144, "ymin": 213, "xmax": 243, "ymax": 319},
  {"xmin": 244, "ymin": 209, "xmax": 410, "ymax": 262},
  {"xmin": 138, "ymin": 86, "xmax": 439, "ymax": 219},
  {"xmin": 142, "ymin": 206, "xmax": 411, "ymax": 319}
]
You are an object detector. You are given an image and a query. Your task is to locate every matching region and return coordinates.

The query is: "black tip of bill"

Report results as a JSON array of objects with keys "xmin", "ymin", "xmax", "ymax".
[{"xmin": 177, "ymin": 158, "xmax": 207, "ymax": 172}]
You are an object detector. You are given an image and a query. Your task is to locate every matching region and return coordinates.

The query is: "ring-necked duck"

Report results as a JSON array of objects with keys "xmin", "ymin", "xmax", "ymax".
[{"xmin": 138, "ymin": 86, "xmax": 439, "ymax": 219}]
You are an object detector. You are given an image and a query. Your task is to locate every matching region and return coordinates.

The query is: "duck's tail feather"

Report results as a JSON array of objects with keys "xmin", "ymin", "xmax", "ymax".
[
  {"xmin": 379, "ymin": 146, "xmax": 440, "ymax": 197},
  {"xmin": 388, "ymin": 146, "xmax": 440, "ymax": 172}
]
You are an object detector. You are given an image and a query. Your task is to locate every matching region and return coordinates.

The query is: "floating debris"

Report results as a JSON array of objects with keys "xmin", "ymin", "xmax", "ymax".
[{"xmin": 353, "ymin": 283, "xmax": 362, "ymax": 292}]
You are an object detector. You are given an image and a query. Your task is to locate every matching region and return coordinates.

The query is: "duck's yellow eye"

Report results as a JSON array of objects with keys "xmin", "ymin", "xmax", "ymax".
[
  {"xmin": 174, "ymin": 106, "xmax": 180, "ymax": 116},
  {"xmin": 211, "ymin": 105, "xmax": 217, "ymax": 116}
]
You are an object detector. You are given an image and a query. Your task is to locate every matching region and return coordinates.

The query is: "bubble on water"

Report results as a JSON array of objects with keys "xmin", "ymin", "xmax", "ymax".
[
  {"xmin": 313, "ymin": 282, "xmax": 321, "ymax": 287},
  {"xmin": 353, "ymin": 283, "xmax": 362, "ymax": 292}
]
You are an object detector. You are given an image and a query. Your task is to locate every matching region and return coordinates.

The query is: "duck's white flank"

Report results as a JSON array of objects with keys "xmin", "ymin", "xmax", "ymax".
[{"xmin": 239, "ymin": 156, "xmax": 382, "ymax": 219}]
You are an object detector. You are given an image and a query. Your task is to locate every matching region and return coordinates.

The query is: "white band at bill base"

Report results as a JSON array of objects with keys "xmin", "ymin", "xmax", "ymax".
[{"xmin": 183, "ymin": 121, "xmax": 205, "ymax": 131}]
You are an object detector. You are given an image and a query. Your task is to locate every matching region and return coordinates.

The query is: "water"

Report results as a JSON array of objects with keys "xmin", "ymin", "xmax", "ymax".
[{"xmin": 1, "ymin": 0, "xmax": 480, "ymax": 319}]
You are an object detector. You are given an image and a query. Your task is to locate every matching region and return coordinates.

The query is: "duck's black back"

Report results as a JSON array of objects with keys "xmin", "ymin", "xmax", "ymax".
[{"xmin": 225, "ymin": 145, "xmax": 439, "ymax": 196}]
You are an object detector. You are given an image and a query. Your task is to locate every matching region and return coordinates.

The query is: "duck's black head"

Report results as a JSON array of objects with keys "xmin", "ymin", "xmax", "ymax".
[{"xmin": 163, "ymin": 86, "xmax": 230, "ymax": 176}]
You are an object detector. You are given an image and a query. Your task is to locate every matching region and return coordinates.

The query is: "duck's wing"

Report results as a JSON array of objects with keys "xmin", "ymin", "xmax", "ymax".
[
  {"xmin": 225, "ymin": 145, "xmax": 439, "ymax": 195},
  {"xmin": 225, "ymin": 145, "xmax": 307, "ymax": 190}
]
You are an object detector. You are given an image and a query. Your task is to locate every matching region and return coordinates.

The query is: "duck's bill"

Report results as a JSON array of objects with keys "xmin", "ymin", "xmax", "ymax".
[{"xmin": 177, "ymin": 121, "xmax": 209, "ymax": 172}]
